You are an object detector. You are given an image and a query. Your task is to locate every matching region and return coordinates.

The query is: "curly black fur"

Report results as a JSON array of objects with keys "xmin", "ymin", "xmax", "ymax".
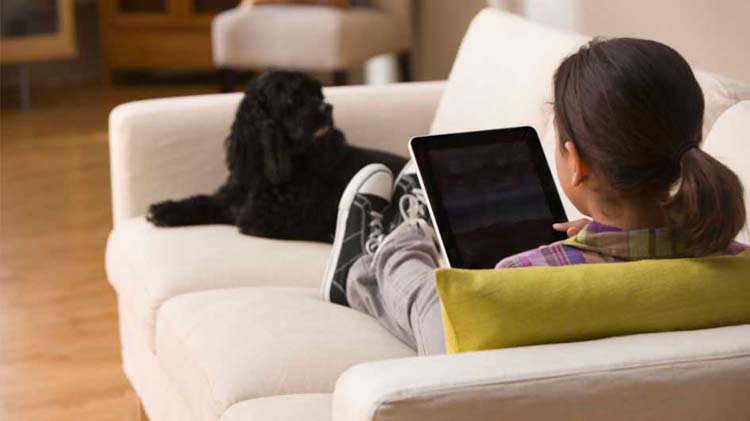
[{"xmin": 147, "ymin": 71, "xmax": 407, "ymax": 243}]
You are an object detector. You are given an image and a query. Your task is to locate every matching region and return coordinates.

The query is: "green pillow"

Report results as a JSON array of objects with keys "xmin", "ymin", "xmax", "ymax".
[{"xmin": 435, "ymin": 255, "xmax": 750, "ymax": 354}]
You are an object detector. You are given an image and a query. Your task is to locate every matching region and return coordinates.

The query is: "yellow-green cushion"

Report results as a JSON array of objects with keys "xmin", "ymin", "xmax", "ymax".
[{"xmin": 435, "ymin": 255, "xmax": 750, "ymax": 354}]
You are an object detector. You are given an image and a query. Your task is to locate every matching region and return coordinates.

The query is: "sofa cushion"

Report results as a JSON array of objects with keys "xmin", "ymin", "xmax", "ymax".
[
  {"xmin": 704, "ymin": 101, "xmax": 750, "ymax": 244},
  {"xmin": 436, "ymin": 255, "xmax": 750, "ymax": 354},
  {"xmin": 155, "ymin": 287, "xmax": 414, "ymax": 420},
  {"xmin": 105, "ymin": 217, "xmax": 332, "ymax": 351},
  {"xmin": 431, "ymin": 8, "xmax": 750, "ymax": 140},
  {"xmin": 697, "ymin": 75, "xmax": 750, "ymax": 140},
  {"xmin": 430, "ymin": 9, "xmax": 587, "ymax": 137},
  {"xmin": 222, "ymin": 394, "xmax": 331, "ymax": 421}
]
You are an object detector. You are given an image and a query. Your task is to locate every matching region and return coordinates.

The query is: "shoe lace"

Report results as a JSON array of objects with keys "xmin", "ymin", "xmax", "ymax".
[
  {"xmin": 372, "ymin": 189, "xmax": 438, "ymax": 268},
  {"xmin": 398, "ymin": 188, "xmax": 428, "ymax": 225},
  {"xmin": 364, "ymin": 210, "xmax": 385, "ymax": 254}
]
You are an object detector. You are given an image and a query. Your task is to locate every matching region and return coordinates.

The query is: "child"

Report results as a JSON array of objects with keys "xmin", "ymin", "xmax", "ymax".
[{"xmin": 320, "ymin": 38, "xmax": 749, "ymax": 355}]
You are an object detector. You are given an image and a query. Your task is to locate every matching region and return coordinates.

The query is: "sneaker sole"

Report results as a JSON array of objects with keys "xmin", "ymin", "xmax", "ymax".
[{"xmin": 320, "ymin": 163, "xmax": 392, "ymax": 302}]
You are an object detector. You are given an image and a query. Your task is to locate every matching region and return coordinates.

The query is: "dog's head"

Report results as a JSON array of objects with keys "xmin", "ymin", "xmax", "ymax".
[{"xmin": 226, "ymin": 71, "xmax": 336, "ymax": 186}]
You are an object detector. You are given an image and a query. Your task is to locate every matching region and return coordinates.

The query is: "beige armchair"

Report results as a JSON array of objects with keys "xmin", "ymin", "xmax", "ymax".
[{"xmin": 212, "ymin": 0, "xmax": 412, "ymax": 90}]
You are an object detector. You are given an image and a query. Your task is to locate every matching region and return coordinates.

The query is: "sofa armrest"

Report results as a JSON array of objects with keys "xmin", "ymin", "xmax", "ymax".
[
  {"xmin": 108, "ymin": 81, "xmax": 445, "ymax": 227},
  {"xmin": 332, "ymin": 325, "xmax": 750, "ymax": 421}
]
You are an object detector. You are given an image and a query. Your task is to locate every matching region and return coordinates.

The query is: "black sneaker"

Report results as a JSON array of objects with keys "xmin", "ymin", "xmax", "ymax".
[
  {"xmin": 387, "ymin": 160, "xmax": 431, "ymax": 232},
  {"xmin": 321, "ymin": 164, "xmax": 393, "ymax": 305}
]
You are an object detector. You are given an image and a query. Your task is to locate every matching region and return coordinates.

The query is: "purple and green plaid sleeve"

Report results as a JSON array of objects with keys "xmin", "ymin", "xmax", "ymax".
[
  {"xmin": 495, "ymin": 221, "xmax": 750, "ymax": 269},
  {"xmin": 495, "ymin": 242, "xmax": 617, "ymax": 268}
]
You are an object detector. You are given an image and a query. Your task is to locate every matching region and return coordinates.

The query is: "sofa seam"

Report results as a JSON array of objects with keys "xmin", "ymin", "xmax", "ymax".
[
  {"xmin": 223, "ymin": 392, "xmax": 331, "ymax": 416},
  {"xmin": 156, "ymin": 309, "xmax": 226, "ymax": 419}
]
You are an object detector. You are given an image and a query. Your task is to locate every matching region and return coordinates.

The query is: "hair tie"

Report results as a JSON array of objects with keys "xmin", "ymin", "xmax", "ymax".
[{"xmin": 676, "ymin": 143, "xmax": 698, "ymax": 161}]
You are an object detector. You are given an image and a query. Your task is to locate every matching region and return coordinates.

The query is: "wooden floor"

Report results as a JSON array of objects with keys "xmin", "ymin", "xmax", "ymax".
[{"xmin": 0, "ymin": 83, "xmax": 215, "ymax": 420}]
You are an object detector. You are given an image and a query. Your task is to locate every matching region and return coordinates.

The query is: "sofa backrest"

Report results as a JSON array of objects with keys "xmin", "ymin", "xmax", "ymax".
[
  {"xmin": 431, "ymin": 8, "xmax": 750, "ymax": 139},
  {"xmin": 430, "ymin": 9, "xmax": 587, "ymax": 137},
  {"xmin": 703, "ymin": 101, "xmax": 750, "ymax": 243},
  {"xmin": 433, "ymin": 8, "xmax": 750, "ymax": 240}
]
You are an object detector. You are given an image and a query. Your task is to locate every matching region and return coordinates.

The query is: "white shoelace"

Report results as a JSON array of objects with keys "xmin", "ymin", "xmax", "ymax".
[
  {"xmin": 370, "ymin": 187, "xmax": 434, "ymax": 261},
  {"xmin": 365, "ymin": 187, "xmax": 432, "ymax": 259},
  {"xmin": 398, "ymin": 187, "xmax": 429, "ymax": 225},
  {"xmin": 364, "ymin": 210, "xmax": 385, "ymax": 255}
]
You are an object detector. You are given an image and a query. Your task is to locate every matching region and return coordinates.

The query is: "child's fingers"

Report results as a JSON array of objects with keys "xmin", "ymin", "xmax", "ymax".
[
  {"xmin": 552, "ymin": 221, "xmax": 578, "ymax": 231},
  {"xmin": 553, "ymin": 218, "xmax": 591, "ymax": 237}
]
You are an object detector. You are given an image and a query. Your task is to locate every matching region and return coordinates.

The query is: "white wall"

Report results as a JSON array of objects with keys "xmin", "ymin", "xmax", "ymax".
[
  {"xmin": 366, "ymin": 0, "xmax": 487, "ymax": 84},
  {"xmin": 515, "ymin": 0, "xmax": 750, "ymax": 82},
  {"xmin": 413, "ymin": 0, "xmax": 488, "ymax": 80},
  {"xmin": 370, "ymin": 0, "xmax": 749, "ymax": 84}
]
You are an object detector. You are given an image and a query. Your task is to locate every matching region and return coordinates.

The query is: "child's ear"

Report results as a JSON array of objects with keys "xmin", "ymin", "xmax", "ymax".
[{"xmin": 563, "ymin": 141, "xmax": 588, "ymax": 187}]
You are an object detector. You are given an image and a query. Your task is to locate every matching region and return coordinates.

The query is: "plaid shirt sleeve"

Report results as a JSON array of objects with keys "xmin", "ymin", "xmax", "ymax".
[
  {"xmin": 727, "ymin": 241, "xmax": 750, "ymax": 255},
  {"xmin": 494, "ymin": 222, "xmax": 749, "ymax": 270},
  {"xmin": 495, "ymin": 242, "xmax": 596, "ymax": 268}
]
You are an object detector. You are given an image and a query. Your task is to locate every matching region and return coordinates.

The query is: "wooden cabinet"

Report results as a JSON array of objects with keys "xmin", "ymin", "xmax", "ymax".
[
  {"xmin": 1, "ymin": 0, "xmax": 77, "ymax": 64},
  {"xmin": 98, "ymin": 0, "xmax": 237, "ymax": 77}
]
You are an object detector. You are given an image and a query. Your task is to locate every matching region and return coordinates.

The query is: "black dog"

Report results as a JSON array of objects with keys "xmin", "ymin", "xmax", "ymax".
[{"xmin": 147, "ymin": 71, "xmax": 407, "ymax": 243}]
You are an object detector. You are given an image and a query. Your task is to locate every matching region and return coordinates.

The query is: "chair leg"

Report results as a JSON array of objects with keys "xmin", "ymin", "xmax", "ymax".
[
  {"xmin": 397, "ymin": 51, "xmax": 412, "ymax": 82},
  {"xmin": 219, "ymin": 67, "xmax": 238, "ymax": 93},
  {"xmin": 332, "ymin": 70, "xmax": 349, "ymax": 86}
]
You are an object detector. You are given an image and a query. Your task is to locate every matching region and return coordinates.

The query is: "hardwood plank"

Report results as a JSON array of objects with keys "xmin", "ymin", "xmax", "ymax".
[{"xmin": 0, "ymin": 83, "xmax": 215, "ymax": 420}]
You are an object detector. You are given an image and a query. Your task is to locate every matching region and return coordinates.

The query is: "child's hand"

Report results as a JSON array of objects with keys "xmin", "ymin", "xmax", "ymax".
[{"xmin": 553, "ymin": 218, "xmax": 591, "ymax": 237}]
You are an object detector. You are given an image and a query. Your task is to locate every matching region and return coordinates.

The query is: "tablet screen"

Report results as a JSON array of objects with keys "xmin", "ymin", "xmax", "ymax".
[{"xmin": 410, "ymin": 127, "xmax": 567, "ymax": 269}]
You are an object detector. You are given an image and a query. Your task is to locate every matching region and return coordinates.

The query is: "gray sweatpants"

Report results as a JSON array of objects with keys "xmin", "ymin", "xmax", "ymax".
[{"xmin": 346, "ymin": 225, "xmax": 446, "ymax": 355}]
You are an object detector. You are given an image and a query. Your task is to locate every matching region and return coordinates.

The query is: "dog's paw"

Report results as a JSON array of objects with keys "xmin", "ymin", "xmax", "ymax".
[{"xmin": 147, "ymin": 201, "xmax": 186, "ymax": 227}]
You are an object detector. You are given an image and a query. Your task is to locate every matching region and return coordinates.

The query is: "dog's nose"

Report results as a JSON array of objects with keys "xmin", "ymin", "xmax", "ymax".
[{"xmin": 320, "ymin": 103, "xmax": 332, "ymax": 114}]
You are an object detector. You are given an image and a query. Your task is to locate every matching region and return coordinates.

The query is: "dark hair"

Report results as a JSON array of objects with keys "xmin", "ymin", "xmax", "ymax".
[{"xmin": 553, "ymin": 37, "xmax": 745, "ymax": 255}]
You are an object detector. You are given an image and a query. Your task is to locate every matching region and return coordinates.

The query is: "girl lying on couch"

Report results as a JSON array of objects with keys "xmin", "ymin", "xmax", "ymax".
[{"xmin": 320, "ymin": 37, "xmax": 749, "ymax": 355}]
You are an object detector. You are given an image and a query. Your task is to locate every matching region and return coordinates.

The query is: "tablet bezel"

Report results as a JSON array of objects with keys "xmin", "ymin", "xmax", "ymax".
[{"xmin": 408, "ymin": 126, "xmax": 569, "ymax": 269}]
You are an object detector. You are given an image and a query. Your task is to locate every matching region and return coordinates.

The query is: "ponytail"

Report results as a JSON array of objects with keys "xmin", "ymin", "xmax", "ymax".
[
  {"xmin": 553, "ymin": 38, "xmax": 747, "ymax": 255},
  {"xmin": 663, "ymin": 148, "xmax": 746, "ymax": 255}
]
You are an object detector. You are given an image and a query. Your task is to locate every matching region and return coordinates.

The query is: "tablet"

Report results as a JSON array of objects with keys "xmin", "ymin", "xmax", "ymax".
[{"xmin": 409, "ymin": 127, "xmax": 568, "ymax": 269}]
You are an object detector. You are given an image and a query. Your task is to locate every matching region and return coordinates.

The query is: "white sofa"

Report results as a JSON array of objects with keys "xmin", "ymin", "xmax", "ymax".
[{"xmin": 106, "ymin": 8, "xmax": 750, "ymax": 421}]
